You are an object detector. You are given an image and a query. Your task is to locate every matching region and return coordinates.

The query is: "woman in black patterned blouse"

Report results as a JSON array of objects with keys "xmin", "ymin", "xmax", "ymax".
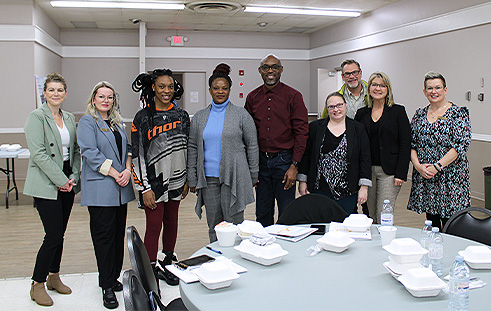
[
  {"xmin": 407, "ymin": 72, "xmax": 471, "ymax": 231},
  {"xmin": 298, "ymin": 92, "xmax": 372, "ymax": 214}
]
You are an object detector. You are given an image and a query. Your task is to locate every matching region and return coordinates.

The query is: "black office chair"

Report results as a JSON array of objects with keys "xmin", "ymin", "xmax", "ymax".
[
  {"xmin": 123, "ymin": 269, "xmax": 154, "ymax": 311},
  {"xmin": 127, "ymin": 226, "xmax": 188, "ymax": 311},
  {"xmin": 277, "ymin": 194, "xmax": 349, "ymax": 225},
  {"xmin": 443, "ymin": 207, "xmax": 491, "ymax": 246}
]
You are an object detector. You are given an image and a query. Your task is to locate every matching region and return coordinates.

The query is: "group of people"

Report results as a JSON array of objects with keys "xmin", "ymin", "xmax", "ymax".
[{"xmin": 24, "ymin": 55, "xmax": 471, "ymax": 309}]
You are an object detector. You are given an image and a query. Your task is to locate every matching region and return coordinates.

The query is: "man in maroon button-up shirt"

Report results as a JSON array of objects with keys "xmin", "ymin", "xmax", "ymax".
[{"xmin": 245, "ymin": 54, "xmax": 308, "ymax": 227}]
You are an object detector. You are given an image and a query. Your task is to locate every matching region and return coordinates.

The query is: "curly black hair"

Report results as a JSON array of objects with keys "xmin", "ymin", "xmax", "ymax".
[{"xmin": 131, "ymin": 68, "xmax": 184, "ymax": 112}]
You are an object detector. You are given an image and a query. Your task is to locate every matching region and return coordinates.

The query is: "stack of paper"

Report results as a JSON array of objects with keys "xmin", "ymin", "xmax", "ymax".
[
  {"xmin": 328, "ymin": 222, "xmax": 372, "ymax": 240},
  {"xmin": 265, "ymin": 225, "xmax": 317, "ymax": 242}
]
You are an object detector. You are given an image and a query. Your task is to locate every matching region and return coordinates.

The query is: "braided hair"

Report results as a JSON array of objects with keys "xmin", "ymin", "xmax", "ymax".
[
  {"xmin": 131, "ymin": 68, "xmax": 184, "ymax": 113},
  {"xmin": 208, "ymin": 63, "xmax": 232, "ymax": 87}
]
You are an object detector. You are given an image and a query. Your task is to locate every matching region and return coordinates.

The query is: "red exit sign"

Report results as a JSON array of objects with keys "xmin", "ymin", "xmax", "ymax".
[{"xmin": 171, "ymin": 36, "xmax": 184, "ymax": 46}]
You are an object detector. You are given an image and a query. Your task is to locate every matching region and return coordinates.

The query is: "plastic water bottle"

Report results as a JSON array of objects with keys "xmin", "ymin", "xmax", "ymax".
[
  {"xmin": 380, "ymin": 200, "xmax": 394, "ymax": 226},
  {"xmin": 428, "ymin": 227, "xmax": 443, "ymax": 277},
  {"xmin": 420, "ymin": 220, "xmax": 432, "ymax": 268},
  {"xmin": 448, "ymin": 255, "xmax": 470, "ymax": 311}
]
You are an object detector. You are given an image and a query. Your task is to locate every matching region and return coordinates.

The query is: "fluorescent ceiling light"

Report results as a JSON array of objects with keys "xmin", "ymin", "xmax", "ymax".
[
  {"xmin": 50, "ymin": 1, "xmax": 185, "ymax": 10},
  {"xmin": 244, "ymin": 6, "xmax": 360, "ymax": 17}
]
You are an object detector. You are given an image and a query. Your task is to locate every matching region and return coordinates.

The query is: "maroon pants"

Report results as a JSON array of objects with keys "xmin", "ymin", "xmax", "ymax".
[{"xmin": 143, "ymin": 200, "xmax": 180, "ymax": 261}]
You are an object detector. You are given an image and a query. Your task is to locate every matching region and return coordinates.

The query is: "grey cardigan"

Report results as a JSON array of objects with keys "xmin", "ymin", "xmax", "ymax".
[{"xmin": 187, "ymin": 102, "xmax": 259, "ymax": 218}]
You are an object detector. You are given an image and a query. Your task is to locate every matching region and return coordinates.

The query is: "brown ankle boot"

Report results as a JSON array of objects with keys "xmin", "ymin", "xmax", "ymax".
[
  {"xmin": 47, "ymin": 273, "xmax": 72, "ymax": 294},
  {"xmin": 30, "ymin": 281, "xmax": 53, "ymax": 306}
]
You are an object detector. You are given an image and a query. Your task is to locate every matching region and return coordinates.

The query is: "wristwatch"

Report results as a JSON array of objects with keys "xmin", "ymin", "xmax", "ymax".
[{"xmin": 292, "ymin": 161, "xmax": 299, "ymax": 169}]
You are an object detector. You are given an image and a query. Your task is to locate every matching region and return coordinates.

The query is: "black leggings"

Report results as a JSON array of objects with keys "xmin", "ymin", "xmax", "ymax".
[
  {"xmin": 426, "ymin": 213, "xmax": 449, "ymax": 232},
  {"xmin": 32, "ymin": 161, "xmax": 74, "ymax": 283}
]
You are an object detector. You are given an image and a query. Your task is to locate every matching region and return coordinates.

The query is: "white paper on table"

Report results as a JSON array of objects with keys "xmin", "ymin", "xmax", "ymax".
[
  {"xmin": 166, "ymin": 256, "xmax": 247, "ymax": 283},
  {"xmin": 265, "ymin": 224, "xmax": 317, "ymax": 242},
  {"xmin": 328, "ymin": 222, "xmax": 372, "ymax": 240}
]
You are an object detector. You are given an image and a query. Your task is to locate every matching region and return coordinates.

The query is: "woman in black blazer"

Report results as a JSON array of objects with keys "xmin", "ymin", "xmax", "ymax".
[
  {"xmin": 354, "ymin": 72, "xmax": 411, "ymax": 224},
  {"xmin": 298, "ymin": 92, "xmax": 371, "ymax": 214}
]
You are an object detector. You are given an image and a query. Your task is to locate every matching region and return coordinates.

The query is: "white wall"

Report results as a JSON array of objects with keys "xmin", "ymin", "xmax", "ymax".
[
  {"xmin": 182, "ymin": 72, "xmax": 206, "ymax": 115},
  {"xmin": 61, "ymin": 58, "xmax": 140, "ymax": 118},
  {"xmin": 0, "ymin": 42, "xmax": 35, "ymax": 129}
]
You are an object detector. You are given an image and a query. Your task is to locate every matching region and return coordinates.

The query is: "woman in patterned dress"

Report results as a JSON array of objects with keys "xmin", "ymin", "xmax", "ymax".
[
  {"xmin": 298, "ymin": 92, "xmax": 372, "ymax": 214},
  {"xmin": 407, "ymin": 71, "xmax": 471, "ymax": 231}
]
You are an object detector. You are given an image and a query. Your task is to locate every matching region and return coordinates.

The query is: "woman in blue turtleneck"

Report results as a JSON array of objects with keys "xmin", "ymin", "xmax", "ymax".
[{"xmin": 187, "ymin": 63, "xmax": 259, "ymax": 242}]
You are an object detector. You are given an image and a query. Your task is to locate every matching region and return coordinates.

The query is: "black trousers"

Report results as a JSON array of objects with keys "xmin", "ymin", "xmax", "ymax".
[
  {"xmin": 426, "ymin": 213, "xmax": 449, "ymax": 232},
  {"xmin": 88, "ymin": 204, "xmax": 127, "ymax": 289},
  {"xmin": 32, "ymin": 161, "xmax": 74, "ymax": 283}
]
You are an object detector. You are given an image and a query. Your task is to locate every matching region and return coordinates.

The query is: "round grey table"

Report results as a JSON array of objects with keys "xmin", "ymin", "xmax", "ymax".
[{"xmin": 180, "ymin": 226, "xmax": 491, "ymax": 310}]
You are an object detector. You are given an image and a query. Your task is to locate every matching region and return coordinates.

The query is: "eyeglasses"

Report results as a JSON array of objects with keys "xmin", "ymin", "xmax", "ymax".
[
  {"xmin": 259, "ymin": 64, "xmax": 282, "ymax": 72},
  {"xmin": 326, "ymin": 103, "xmax": 345, "ymax": 111},
  {"xmin": 97, "ymin": 95, "xmax": 114, "ymax": 101},
  {"xmin": 425, "ymin": 86, "xmax": 444, "ymax": 92},
  {"xmin": 342, "ymin": 70, "xmax": 361, "ymax": 78},
  {"xmin": 371, "ymin": 83, "xmax": 387, "ymax": 89}
]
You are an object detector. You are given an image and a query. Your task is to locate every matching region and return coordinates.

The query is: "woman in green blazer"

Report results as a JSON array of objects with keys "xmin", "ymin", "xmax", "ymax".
[{"xmin": 24, "ymin": 73, "xmax": 80, "ymax": 307}]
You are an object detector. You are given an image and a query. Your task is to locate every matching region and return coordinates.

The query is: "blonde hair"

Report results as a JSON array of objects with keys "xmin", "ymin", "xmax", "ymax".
[
  {"xmin": 85, "ymin": 81, "xmax": 123, "ymax": 128},
  {"xmin": 367, "ymin": 72, "xmax": 395, "ymax": 108}
]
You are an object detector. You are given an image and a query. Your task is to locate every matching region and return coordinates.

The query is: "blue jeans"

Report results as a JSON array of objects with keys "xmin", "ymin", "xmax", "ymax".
[{"xmin": 256, "ymin": 150, "xmax": 296, "ymax": 227}]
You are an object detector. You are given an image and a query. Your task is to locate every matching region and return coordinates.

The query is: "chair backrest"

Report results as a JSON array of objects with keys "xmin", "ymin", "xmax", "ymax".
[
  {"xmin": 443, "ymin": 207, "xmax": 491, "ymax": 246},
  {"xmin": 277, "ymin": 194, "xmax": 349, "ymax": 225},
  {"xmin": 127, "ymin": 226, "xmax": 160, "ymax": 296},
  {"xmin": 123, "ymin": 269, "xmax": 154, "ymax": 311}
]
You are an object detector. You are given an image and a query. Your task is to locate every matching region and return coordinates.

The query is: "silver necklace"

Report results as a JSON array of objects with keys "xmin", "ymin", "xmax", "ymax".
[{"xmin": 429, "ymin": 102, "xmax": 448, "ymax": 119}]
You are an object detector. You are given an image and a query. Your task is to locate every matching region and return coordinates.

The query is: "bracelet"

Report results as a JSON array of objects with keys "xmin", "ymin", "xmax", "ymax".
[
  {"xmin": 436, "ymin": 162, "xmax": 443, "ymax": 170},
  {"xmin": 125, "ymin": 168, "xmax": 131, "ymax": 173},
  {"xmin": 433, "ymin": 164, "xmax": 441, "ymax": 172}
]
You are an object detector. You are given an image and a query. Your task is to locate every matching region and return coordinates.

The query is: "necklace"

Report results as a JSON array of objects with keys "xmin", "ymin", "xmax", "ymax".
[{"xmin": 429, "ymin": 102, "xmax": 448, "ymax": 120}]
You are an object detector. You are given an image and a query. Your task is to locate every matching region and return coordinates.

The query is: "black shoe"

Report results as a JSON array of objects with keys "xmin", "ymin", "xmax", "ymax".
[
  {"xmin": 102, "ymin": 288, "xmax": 118, "ymax": 309},
  {"xmin": 156, "ymin": 266, "xmax": 179, "ymax": 286},
  {"xmin": 112, "ymin": 280, "xmax": 123, "ymax": 292}
]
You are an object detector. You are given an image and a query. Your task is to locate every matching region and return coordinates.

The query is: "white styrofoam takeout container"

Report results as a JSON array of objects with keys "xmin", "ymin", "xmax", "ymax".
[
  {"xmin": 193, "ymin": 261, "xmax": 239, "ymax": 290},
  {"xmin": 234, "ymin": 239, "xmax": 288, "ymax": 266},
  {"xmin": 317, "ymin": 231, "xmax": 355, "ymax": 253},
  {"xmin": 398, "ymin": 268, "xmax": 446, "ymax": 297}
]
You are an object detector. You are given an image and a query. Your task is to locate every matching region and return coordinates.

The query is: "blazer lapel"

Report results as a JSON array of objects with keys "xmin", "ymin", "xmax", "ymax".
[
  {"xmin": 42, "ymin": 104, "xmax": 62, "ymax": 155},
  {"xmin": 377, "ymin": 105, "xmax": 391, "ymax": 136},
  {"xmin": 96, "ymin": 118, "xmax": 121, "ymax": 163},
  {"xmin": 314, "ymin": 118, "xmax": 328, "ymax": 164}
]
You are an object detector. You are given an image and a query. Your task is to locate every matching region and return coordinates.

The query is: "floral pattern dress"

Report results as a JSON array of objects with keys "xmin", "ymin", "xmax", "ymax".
[{"xmin": 407, "ymin": 103, "xmax": 471, "ymax": 218}]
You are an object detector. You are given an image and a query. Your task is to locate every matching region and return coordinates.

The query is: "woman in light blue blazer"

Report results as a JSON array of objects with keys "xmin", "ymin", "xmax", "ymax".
[
  {"xmin": 24, "ymin": 72, "xmax": 80, "ymax": 307},
  {"xmin": 77, "ymin": 81, "xmax": 135, "ymax": 309}
]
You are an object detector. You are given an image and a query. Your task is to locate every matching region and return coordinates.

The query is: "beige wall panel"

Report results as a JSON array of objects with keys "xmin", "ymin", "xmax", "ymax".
[
  {"xmin": 61, "ymin": 58, "xmax": 140, "ymax": 118},
  {"xmin": 0, "ymin": 0, "xmax": 33, "ymax": 25},
  {"xmin": 0, "ymin": 42, "xmax": 35, "ymax": 128},
  {"xmin": 34, "ymin": 44, "xmax": 61, "ymax": 79}
]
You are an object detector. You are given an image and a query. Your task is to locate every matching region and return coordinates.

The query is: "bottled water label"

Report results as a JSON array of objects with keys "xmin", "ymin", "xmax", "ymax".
[
  {"xmin": 429, "ymin": 245, "xmax": 443, "ymax": 259},
  {"xmin": 380, "ymin": 213, "xmax": 393, "ymax": 226},
  {"xmin": 450, "ymin": 281, "xmax": 469, "ymax": 293}
]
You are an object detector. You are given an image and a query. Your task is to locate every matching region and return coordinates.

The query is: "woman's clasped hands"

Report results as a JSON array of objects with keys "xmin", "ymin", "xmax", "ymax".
[
  {"xmin": 59, "ymin": 179, "xmax": 76, "ymax": 192},
  {"xmin": 417, "ymin": 163, "xmax": 437, "ymax": 179}
]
